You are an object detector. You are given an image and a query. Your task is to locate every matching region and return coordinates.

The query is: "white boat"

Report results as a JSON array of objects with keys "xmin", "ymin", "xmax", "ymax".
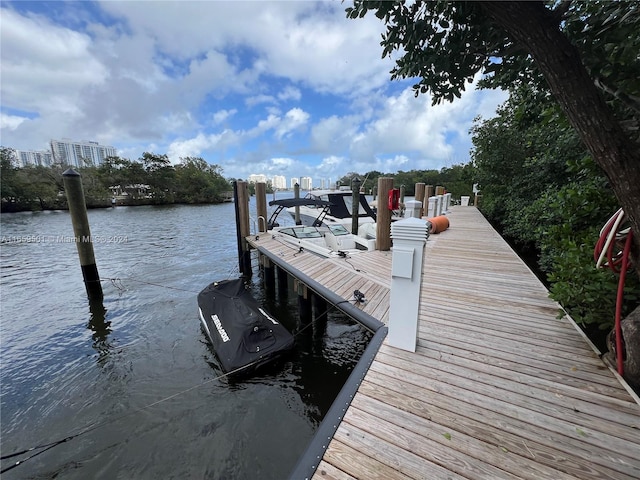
[
  {"xmin": 285, "ymin": 189, "xmax": 379, "ymax": 232},
  {"xmin": 266, "ymin": 198, "xmax": 376, "ymax": 257}
]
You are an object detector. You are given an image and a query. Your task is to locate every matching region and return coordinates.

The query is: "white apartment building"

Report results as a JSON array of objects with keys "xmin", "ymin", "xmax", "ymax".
[
  {"xmin": 50, "ymin": 139, "xmax": 117, "ymax": 167},
  {"xmin": 290, "ymin": 177, "xmax": 299, "ymax": 188},
  {"xmin": 272, "ymin": 175, "xmax": 286, "ymax": 189},
  {"xmin": 300, "ymin": 176, "xmax": 312, "ymax": 190},
  {"xmin": 14, "ymin": 149, "xmax": 54, "ymax": 168},
  {"xmin": 248, "ymin": 173, "xmax": 268, "ymax": 184}
]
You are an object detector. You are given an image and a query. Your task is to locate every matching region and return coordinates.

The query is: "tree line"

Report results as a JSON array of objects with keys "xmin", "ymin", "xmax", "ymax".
[
  {"xmin": 0, "ymin": 150, "xmax": 233, "ymax": 212},
  {"xmin": 349, "ymin": 1, "xmax": 640, "ymax": 385}
]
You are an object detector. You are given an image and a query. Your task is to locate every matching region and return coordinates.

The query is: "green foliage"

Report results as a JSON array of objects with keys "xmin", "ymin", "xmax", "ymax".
[
  {"xmin": 0, "ymin": 150, "xmax": 232, "ymax": 211},
  {"xmin": 346, "ymin": 1, "xmax": 507, "ymax": 103},
  {"xmin": 471, "ymin": 84, "xmax": 640, "ymax": 330}
]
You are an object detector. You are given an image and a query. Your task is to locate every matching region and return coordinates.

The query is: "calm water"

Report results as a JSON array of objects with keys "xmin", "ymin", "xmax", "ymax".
[{"xmin": 0, "ymin": 198, "xmax": 372, "ymax": 479}]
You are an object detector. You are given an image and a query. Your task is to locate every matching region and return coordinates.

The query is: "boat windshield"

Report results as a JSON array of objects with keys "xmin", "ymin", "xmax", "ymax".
[
  {"xmin": 327, "ymin": 224, "xmax": 350, "ymax": 236},
  {"xmin": 278, "ymin": 227, "xmax": 323, "ymax": 239}
]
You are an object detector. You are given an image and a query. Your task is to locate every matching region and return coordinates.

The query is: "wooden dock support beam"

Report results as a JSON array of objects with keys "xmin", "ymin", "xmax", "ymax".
[
  {"xmin": 262, "ymin": 254, "xmax": 275, "ymax": 293},
  {"xmin": 276, "ymin": 264, "xmax": 289, "ymax": 298},
  {"xmin": 296, "ymin": 279, "xmax": 312, "ymax": 323}
]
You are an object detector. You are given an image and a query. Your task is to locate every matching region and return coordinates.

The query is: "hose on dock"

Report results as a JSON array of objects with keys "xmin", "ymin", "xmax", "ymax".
[{"xmin": 594, "ymin": 208, "xmax": 635, "ymax": 376}]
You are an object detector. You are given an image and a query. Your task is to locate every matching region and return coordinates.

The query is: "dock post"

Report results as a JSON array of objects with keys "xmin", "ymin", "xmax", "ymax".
[
  {"xmin": 425, "ymin": 185, "xmax": 434, "ymax": 203},
  {"xmin": 312, "ymin": 293, "xmax": 328, "ymax": 350},
  {"xmin": 296, "ymin": 279, "xmax": 312, "ymax": 323},
  {"xmin": 255, "ymin": 182, "xmax": 268, "ymax": 233},
  {"xmin": 234, "ymin": 180, "xmax": 252, "ymax": 276},
  {"xmin": 351, "ymin": 176, "xmax": 361, "ymax": 234},
  {"xmin": 415, "ymin": 183, "xmax": 426, "ymax": 218},
  {"xmin": 263, "ymin": 255, "xmax": 275, "ymax": 293},
  {"xmin": 276, "ymin": 265, "xmax": 289, "ymax": 298},
  {"xmin": 312, "ymin": 293, "xmax": 328, "ymax": 323},
  {"xmin": 443, "ymin": 192, "xmax": 452, "ymax": 213},
  {"xmin": 376, "ymin": 177, "xmax": 394, "ymax": 251},
  {"xmin": 372, "ymin": 186, "xmax": 377, "ymax": 201},
  {"xmin": 387, "ymin": 217, "xmax": 430, "ymax": 352},
  {"xmin": 294, "ymin": 183, "xmax": 301, "ymax": 225},
  {"xmin": 62, "ymin": 169, "xmax": 103, "ymax": 301}
]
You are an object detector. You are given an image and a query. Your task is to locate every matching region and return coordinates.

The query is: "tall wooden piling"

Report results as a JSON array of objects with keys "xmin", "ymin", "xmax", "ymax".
[
  {"xmin": 425, "ymin": 184, "xmax": 434, "ymax": 208},
  {"xmin": 294, "ymin": 183, "xmax": 301, "ymax": 225},
  {"xmin": 62, "ymin": 169, "xmax": 103, "ymax": 300},
  {"xmin": 415, "ymin": 182, "xmax": 426, "ymax": 217},
  {"xmin": 435, "ymin": 185, "xmax": 445, "ymax": 196},
  {"xmin": 351, "ymin": 176, "xmax": 362, "ymax": 234},
  {"xmin": 255, "ymin": 182, "xmax": 268, "ymax": 233},
  {"xmin": 234, "ymin": 180, "xmax": 252, "ymax": 276},
  {"xmin": 376, "ymin": 177, "xmax": 394, "ymax": 251}
]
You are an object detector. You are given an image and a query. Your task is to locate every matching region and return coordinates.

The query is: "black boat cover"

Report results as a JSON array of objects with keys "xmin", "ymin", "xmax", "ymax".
[{"xmin": 198, "ymin": 278, "xmax": 294, "ymax": 374}]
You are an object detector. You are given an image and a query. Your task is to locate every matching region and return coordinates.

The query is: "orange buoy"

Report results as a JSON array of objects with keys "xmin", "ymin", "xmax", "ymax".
[{"xmin": 427, "ymin": 215, "xmax": 449, "ymax": 234}]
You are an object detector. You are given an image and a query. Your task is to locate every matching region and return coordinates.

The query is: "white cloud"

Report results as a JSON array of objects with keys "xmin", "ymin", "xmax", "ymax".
[
  {"xmin": 213, "ymin": 109, "xmax": 237, "ymax": 125},
  {"xmin": 0, "ymin": 2, "xmax": 507, "ymax": 181},
  {"xmin": 1, "ymin": 113, "xmax": 26, "ymax": 131}
]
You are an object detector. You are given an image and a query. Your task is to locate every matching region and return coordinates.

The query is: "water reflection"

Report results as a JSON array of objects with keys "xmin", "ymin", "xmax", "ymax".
[{"xmin": 87, "ymin": 298, "xmax": 111, "ymax": 359}]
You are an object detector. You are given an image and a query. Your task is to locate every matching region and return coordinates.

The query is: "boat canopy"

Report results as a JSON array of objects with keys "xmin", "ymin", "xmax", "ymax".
[
  {"xmin": 267, "ymin": 198, "xmax": 333, "ymax": 229},
  {"xmin": 268, "ymin": 198, "xmax": 332, "ymax": 208}
]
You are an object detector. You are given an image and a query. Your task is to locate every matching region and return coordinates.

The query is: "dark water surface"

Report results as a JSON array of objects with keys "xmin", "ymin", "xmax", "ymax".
[{"xmin": 0, "ymin": 199, "xmax": 372, "ymax": 479}]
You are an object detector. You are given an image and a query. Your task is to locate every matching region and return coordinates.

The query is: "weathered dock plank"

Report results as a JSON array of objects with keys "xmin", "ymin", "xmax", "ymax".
[{"xmin": 246, "ymin": 206, "xmax": 640, "ymax": 480}]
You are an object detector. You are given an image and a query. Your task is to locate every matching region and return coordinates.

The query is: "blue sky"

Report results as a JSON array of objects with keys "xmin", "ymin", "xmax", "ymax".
[{"xmin": 0, "ymin": 1, "xmax": 508, "ymax": 183}]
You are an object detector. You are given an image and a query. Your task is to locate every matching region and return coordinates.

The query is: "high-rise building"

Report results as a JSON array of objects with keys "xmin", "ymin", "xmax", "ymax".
[
  {"xmin": 290, "ymin": 177, "xmax": 299, "ymax": 188},
  {"xmin": 300, "ymin": 176, "xmax": 312, "ymax": 190},
  {"xmin": 50, "ymin": 139, "xmax": 117, "ymax": 167},
  {"xmin": 248, "ymin": 174, "xmax": 267, "ymax": 184},
  {"xmin": 14, "ymin": 149, "xmax": 54, "ymax": 168},
  {"xmin": 272, "ymin": 175, "xmax": 286, "ymax": 189}
]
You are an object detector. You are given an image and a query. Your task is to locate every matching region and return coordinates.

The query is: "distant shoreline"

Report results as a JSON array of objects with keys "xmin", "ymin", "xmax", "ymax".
[{"xmin": 0, "ymin": 198, "xmax": 232, "ymax": 214}]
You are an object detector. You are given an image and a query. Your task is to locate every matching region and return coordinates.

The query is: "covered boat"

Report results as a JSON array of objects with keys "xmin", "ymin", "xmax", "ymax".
[{"xmin": 198, "ymin": 278, "xmax": 294, "ymax": 374}]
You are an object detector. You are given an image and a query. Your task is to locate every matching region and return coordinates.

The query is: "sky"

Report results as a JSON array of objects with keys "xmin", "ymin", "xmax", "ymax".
[{"xmin": 0, "ymin": 0, "xmax": 508, "ymax": 184}]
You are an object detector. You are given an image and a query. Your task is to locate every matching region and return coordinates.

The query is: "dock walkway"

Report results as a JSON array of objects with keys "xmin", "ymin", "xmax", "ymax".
[{"xmin": 249, "ymin": 206, "xmax": 640, "ymax": 480}]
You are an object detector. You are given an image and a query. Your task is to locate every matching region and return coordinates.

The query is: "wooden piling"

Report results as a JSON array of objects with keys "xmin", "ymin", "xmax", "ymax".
[
  {"xmin": 294, "ymin": 183, "xmax": 301, "ymax": 225},
  {"xmin": 351, "ymin": 177, "xmax": 362, "ymax": 234},
  {"xmin": 62, "ymin": 169, "xmax": 103, "ymax": 301},
  {"xmin": 435, "ymin": 185, "xmax": 445, "ymax": 196},
  {"xmin": 296, "ymin": 279, "xmax": 312, "ymax": 323},
  {"xmin": 415, "ymin": 182, "xmax": 426, "ymax": 217},
  {"xmin": 425, "ymin": 185, "xmax": 434, "ymax": 206},
  {"xmin": 262, "ymin": 254, "xmax": 275, "ymax": 293},
  {"xmin": 234, "ymin": 180, "xmax": 252, "ymax": 276},
  {"xmin": 255, "ymin": 182, "xmax": 267, "ymax": 233},
  {"xmin": 376, "ymin": 177, "xmax": 394, "ymax": 251},
  {"xmin": 276, "ymin": 264, "xmax": 289, "ymax": 298}
]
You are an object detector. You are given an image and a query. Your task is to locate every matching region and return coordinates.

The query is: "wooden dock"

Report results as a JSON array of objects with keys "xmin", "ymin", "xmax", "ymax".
[{"xmin": 248, "ymin": 206, "xmax": 640, "ymax": 480}]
